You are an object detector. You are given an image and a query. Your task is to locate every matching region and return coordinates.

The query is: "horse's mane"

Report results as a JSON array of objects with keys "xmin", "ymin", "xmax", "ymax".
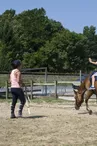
[{"xmin": 78, "ymin": 76, "xmax": 90, "ymax": 94}]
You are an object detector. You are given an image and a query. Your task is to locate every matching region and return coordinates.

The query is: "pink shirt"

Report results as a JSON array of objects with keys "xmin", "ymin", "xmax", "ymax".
[{"xmin": 10, "ymin": 69, "xmax": 20, "ymax": 88}]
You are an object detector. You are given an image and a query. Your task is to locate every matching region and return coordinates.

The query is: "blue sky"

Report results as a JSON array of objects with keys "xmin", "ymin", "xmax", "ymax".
[{"xmin": 0, "ymin": 0, "xmax": 97, "ymax": 33}]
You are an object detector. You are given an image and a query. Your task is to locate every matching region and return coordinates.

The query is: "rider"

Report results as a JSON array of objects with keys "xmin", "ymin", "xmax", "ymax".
[
  {"xmin": 89, "ymin": 58, "xmax": 97, "ymax": 90},
  {"xmin": 10, "ymin": 60, "xmax": 26, "ymax": 118}
]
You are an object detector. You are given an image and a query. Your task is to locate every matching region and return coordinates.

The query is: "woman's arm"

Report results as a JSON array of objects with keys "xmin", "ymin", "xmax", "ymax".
[
  {"xmin": 89, "ymin": 58, "xmax": 97, "ymax": 65},
  {"xmin": 16, "ymin": 71, "xmax": 24, "ymax": 87},
  {"xmin": 16, "ymin": 71, "xmax": 21, "ymax": 85}
]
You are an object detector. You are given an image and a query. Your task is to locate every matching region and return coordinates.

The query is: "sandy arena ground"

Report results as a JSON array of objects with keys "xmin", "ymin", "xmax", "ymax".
[{"xmin": 0, "ymin": 101, "xmax": 97, "ymax": 146}]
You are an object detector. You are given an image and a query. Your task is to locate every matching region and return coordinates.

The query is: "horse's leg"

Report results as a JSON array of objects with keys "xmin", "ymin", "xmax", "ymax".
[{"xmin": 85, "ymin": 91, "xmax": 93, "ymax": 114}]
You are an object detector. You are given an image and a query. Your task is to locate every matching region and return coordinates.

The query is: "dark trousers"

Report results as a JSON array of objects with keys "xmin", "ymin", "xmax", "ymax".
[{"xmin": 11, "ymin": 88, "xmax": 26, "ymax": 115}]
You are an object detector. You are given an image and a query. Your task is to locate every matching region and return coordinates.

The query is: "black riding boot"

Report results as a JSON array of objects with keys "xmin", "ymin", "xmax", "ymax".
[
  {"xmin": 18, "ymin": 104, "xmax": 24, "ymax": 117},
  {"xmin": 11, "ymin": 105, "xmax": 16, "ymax": 118}
]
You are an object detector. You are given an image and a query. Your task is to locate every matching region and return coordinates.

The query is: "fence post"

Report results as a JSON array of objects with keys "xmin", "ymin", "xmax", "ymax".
[
  {"xmin": 55, "ymin": 80, "xmax": 58, "ymax": 99},
  {"xmin": 31, "ymin": 80, "xmax": 33, "ymax": 99},
  {"xmin": 6, "ymin": 81, "xmax": 8, "ymax": 100},
  {"xmin": 80, "ymin": 70, "xmax": 82, "ymax": 83},
  {"xmin": 45, "ymin": 67, "xmax": 47, "ymax": 95}
]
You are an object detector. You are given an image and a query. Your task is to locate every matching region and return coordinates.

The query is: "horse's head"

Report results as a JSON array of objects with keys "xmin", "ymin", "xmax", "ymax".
[
  {"xmin": 72, "ymin": 83, "xmax": 86, "ymax": 110},
  {"xmin": 73, "ymin": 89, "xmax": 84, "ymax": 110}
]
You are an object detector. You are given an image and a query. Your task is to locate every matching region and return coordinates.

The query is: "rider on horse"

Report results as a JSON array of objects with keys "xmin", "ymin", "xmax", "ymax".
[{"xmin": 89, "ymin": 58, "xmax": 97, "ymax": 90}]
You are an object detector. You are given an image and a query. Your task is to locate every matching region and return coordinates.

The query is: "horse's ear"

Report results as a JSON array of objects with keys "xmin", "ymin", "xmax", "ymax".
[
  {"xmin": 73, "ymin": 89, "xmax": 78, "ymax": 94},
  {"xmin": 72, "ymin": 83, "xmax": 79, "ymax": 90}
]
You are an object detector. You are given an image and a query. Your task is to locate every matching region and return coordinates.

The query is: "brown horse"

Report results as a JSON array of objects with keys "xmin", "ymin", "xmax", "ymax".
[{"xmin": 72, "ymin": 76, "xmax": 97, "ymax": 114}]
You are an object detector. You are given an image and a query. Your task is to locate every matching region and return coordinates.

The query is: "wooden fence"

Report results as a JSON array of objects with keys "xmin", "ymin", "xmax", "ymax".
[{"xmin": 5, "ymin": 80, "xmax": 80, "ymax": 100}]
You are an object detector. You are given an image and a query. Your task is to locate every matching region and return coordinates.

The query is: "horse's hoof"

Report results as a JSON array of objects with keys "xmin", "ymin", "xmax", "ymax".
[{"xmin": 89, "ymin": 110, "xmax": 92, "ymax": 115}]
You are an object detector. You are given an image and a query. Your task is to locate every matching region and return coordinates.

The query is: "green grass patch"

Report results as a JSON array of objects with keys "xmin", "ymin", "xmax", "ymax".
[
  {"xmin": 0, "ymin": 98, "xmax": 11, "ymax": 103},
  {"xmin": 31, "ymin": 97, "xmax": 72, "ymax": 104},
  {"xmin": 0, "ymin": 96, "xmax": 69, "ymax": 104},
  {"xmin": 0, "ymin": 74, "xmax": 9, "ymax": 86},
  {"xmin": 0, "ymin": 95, "xmax": 74, "ymax": 105}
]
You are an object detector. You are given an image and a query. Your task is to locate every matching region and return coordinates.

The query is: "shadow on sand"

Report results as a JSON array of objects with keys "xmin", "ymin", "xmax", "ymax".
[
  {"xmin": 22, "ymin": 115, "xmax": 47, "ymax": 119},
  {"xmin": 78, "ymin": 111, "xmax": 97, "ymax": 115},
  {"xmin": 78, "ymin": 112, "xmax": 89, "ymax": 115}
]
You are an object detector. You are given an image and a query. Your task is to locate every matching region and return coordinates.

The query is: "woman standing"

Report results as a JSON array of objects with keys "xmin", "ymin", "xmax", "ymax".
[{"xmin": 10, "ymin": 60, "xmax": 26, "ymax": 118}]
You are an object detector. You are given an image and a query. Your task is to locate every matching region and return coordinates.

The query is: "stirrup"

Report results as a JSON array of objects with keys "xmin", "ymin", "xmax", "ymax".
[{"xmin": 88, "ymin": 86, "xmax": 95, "ymax": 90}]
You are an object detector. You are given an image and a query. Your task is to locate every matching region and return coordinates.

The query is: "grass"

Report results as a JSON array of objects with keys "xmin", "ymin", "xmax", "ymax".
[
  {"xmin": 0, "ymin": 98, "xmax": 11, "ymax": 103},
  {"xmin": 0, "ymin": 74, "xmax": 8, "ymax": 86},
  {"xmin": 31, "ymin": 97, "xmax": 66, "ymax": 104},
  {"xmin": 0, "ymin": 96, "xmax": 72, "ymax": 104}
]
